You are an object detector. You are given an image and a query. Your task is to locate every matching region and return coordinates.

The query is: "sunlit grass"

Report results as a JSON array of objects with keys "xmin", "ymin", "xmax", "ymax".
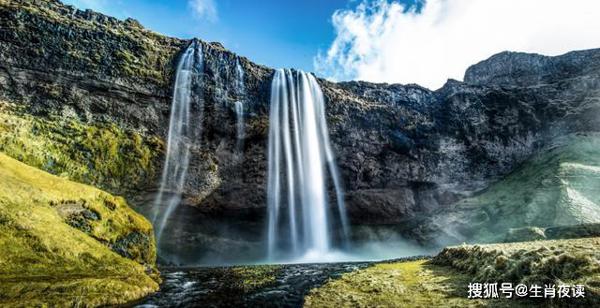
[
  {"xmin": 0, "ymin": 153, "xmax": 158, "ymax": 306},
  {"xmin": 307, "ymin": 238, "xmax": 600, "ymax": 307}
]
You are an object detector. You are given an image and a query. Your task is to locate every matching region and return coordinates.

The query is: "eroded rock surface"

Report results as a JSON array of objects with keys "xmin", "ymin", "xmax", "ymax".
[{"xmin": 2, "ymin": 0, "xmax": 600, "ymax": 262}]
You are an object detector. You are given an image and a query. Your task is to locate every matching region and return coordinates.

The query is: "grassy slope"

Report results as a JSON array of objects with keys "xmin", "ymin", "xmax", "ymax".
[
  {"xmin": 307, "ymin": 238, "xmax": 599, "ymax": 307},
  {"xmin": 436, "ymin": 133, "xmax": 600, "ymax": 243},
  {"xmin": 0, "ymin": 152, "xmax": 158, "ymax": 307},
  {"xmin": 305, "ymin": 260, "xmax": 495, "ymax": 308},
  {"xmin": 433, "ymin": 238, "xmax": 600, "ymax": 301}
]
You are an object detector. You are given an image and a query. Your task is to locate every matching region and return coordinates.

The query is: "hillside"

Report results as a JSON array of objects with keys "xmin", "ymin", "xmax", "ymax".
[
  {"xmin": 0, "ymin": 152, "xmax": 158, "ymax": 306},
  {"xmin": 306, "ymin": 237, "xmax": 599, "ymax": 307}
]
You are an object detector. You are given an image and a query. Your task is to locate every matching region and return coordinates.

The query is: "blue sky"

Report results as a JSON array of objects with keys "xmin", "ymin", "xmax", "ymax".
[
  {"xmin": 61, "ymin": 0, "xmax": 600, "ymax": 89},
  {"xmin": 62, "ymin": 0, "xmax": 418, "ymax": 71}
]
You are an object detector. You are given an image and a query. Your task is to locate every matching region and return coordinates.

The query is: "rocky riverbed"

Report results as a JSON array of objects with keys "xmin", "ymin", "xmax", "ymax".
[
  {"xmin": 133, "ymin": 262, "xmax": 373, "ymax": 307},
  {"xmin": 133, "ymin": 236, "xmax": 600, "ymax": 307}
]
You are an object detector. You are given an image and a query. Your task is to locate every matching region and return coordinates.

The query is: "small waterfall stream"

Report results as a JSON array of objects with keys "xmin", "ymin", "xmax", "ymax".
[
  {"xmin": 234, "ymin": 58, "xmax": 245, "ymax": 154},
  {"xmin": 267, "ymin": 69, "xmax": 350, "ymax": 261},
  {"xmin": 152, "ymin": 41, "xmax": 203, "ymax": 244},
  {"xmin": 234, "ymin": 100, "xmax": 244, "ymax": 153}
]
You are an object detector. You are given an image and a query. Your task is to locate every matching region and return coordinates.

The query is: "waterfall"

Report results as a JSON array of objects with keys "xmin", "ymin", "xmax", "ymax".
[
  {"xmin": 234, "ymin": 58, "xmax": 245, "ymax": 154},
  {"xmin": 152, "ymin": 41, "xmax": 203, "ymax": 243},
  {"xmin": 235, "ymin": 58, "xmax": 245, "ymax": 96},
  {"xmin": 267, "ymin": 69, "xmax": 350, "ymax": 260},
  {"xmin": 235, "ymin": 100, "xmax": 244, "ymax": 153}
]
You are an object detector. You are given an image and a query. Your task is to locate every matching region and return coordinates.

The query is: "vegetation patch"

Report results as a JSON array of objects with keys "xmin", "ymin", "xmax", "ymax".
[
  {"xmin": 0, "ymin": 152, "xmax": 158, "ymax": 306},
  {"xmin": 307, "ymin": 238, "xmax": 598, "ymax": 307},
  {"xmin": 0, "ymin": 101, "xmax": 163, "ymax": 194},
  {"xmin": 305, "ymin": 259, "xmax": 509, "ymax": 307},
  {"xmin": 230, "ymin": 265, "xmax": 281, "ymax": 292},
  {"xmin": 432, "ymin": 237, "xmax": 599, "ymax": 304}
]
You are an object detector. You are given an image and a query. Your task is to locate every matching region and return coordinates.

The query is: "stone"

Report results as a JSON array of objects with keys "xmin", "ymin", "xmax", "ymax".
[{"xmin": 1, "ymin": 0, "xmax": 600, "ymax": 260}]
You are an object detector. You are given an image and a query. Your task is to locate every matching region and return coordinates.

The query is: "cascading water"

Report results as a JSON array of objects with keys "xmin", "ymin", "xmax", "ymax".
[
  {"xmin": 234, "ymin": 100, "xmax": 244, "ymax": 153},
  {"xmin": 152, "ymin": 41, "xmax": 203, "ymax": 244},
  {"xmin": 234, "ymin": 58, "xmax": 245, "ymax": 154},
  {"xmin": 267, "ymin": 69, "xmax": 350, "ymax": 261},
  {"xmin": 235, "ymin": 58, "xmax": 245, "ymax": 95}
]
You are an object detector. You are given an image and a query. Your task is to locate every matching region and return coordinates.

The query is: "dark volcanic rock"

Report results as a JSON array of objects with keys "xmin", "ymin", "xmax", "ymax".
[
  {"xmin": 1, "ymin": 0, "xmax": 600, "ymax": 261},
  {"xmin": 464, "ymin": 49, "xmax": 600, "ymax": 86}
]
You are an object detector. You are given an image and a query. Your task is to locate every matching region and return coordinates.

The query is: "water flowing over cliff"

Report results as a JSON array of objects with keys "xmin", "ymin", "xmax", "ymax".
[
  {"xmin": 153, "ymin": 41, "xmax": 203, "ymax": 244},
  {"xmin": 234, "ymin": 58, "xmax": 246, "ymax": 156},
  {"xmin": 1, "ymin": 0, "xmax": 600, "ymax": 265},
  {"xmin": 267, "ymin": 69, "xmax": 350, "ymax": 261}
]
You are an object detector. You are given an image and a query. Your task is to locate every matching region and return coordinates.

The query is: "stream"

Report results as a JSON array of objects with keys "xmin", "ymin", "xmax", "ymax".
[{"xmin": 133, "ymin": 261, "xmax": 371, "ymax": 307}]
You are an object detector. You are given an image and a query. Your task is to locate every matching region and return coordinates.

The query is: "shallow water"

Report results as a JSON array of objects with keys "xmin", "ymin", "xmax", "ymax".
[{"xmin": 133, "ymin": 262, "xmax": 371, "ymax": 308}]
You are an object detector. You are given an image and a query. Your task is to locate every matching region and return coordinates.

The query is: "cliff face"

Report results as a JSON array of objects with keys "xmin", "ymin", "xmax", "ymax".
[{"xmin": 2, "ymin": 0, "xmax": 600, "ymax": 263}]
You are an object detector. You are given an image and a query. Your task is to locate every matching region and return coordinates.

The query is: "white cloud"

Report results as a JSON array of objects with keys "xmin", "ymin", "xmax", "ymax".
[
  {"xmin": 188, "ymin": 0, "xmax": 218, "ymax": 22},
  {"xmin": 315, "ymin": 0, "xmax": 600, "ymax": 89}
]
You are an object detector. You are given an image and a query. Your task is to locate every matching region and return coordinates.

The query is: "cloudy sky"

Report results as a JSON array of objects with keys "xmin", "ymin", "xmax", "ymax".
[{"xmin": 64, "ymin": 0, "xmax": 600, "ymax": 89}]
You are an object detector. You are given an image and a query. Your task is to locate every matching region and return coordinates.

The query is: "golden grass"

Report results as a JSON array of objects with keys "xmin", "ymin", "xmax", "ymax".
[
  {"xmin": 0, "ymin": 152, "xmax": 158, "ymax": 306},
  {"xmin": 305, "ymin": 260, "xmax": 504, "ymax": 307},
  {"xmin": 307, "ymin": 238, "xmax": 600, "ymax": 307}
]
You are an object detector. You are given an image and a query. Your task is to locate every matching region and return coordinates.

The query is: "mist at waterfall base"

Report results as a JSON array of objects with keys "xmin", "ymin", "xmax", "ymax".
[
  {"xmin": 264, "ymin": 69, "xmax": 430, "ymax": 264},
  {"xmin": 266, "ymin": 69, "xmax": 350, "ymax": 263},
  {"xmin": 150, "ymin": 42, "xmax": 429, "ymax": 266}
]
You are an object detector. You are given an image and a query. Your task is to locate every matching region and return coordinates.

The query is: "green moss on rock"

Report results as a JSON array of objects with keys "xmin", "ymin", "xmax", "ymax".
[
  {"xmin": 308, "ymin": 238, "xmax": 599, "ymax": 307},
  {"xmin": 432, "ymin": 238, "xmax": 600, "ymax": 305},
  {"xmin": 0, "ymin": 101, "xmax": 163, "ymax": 194},
  {"xmin": 230, "ymin": 265, "xmax": 280, "ymax": 292}
]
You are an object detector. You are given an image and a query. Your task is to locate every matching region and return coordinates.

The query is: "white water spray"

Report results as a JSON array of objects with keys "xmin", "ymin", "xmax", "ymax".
[
  {"xmin": 153, "ymin": 41, "xmax": 203, "ymax": 243},
  {"xmin": 267, "ymin": 69, "xmax": 350, "ymax": 260},
  {"xmin": 234, "ymin": 59, "xmax": 245, "ymax": 154},
  {"xmin": 235, "ymin": 100, "xmax": 244, "ymax": 152}
]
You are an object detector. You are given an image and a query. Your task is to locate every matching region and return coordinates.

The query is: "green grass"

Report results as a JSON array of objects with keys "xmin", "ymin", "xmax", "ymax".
[
  {"xmin": 307, "ymin": 238, "xmax": 599, "ymax": 307},
  {"xmin": 0, "ymin": 101, "xmax": 163, "ymax": 194},
  {"xmin": 0, "ymin": 152, "xmax": 158, "ymax": 306},
  {"xmin": 305, "ymin": 260, "xmax": 505, "ymax": 307},
  {"xmin": 433, "ymin": 238, "xmax": 600, "ymax": 302},
  {"xmin": 230, "ymin": 265, "xmax": 281, "ymax": 292}
]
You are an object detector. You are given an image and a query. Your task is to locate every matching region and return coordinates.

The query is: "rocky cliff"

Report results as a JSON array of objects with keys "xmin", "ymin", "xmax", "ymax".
[{"xmin": 1, "ymin": 0, "xmax": 599, "ymax": 263}]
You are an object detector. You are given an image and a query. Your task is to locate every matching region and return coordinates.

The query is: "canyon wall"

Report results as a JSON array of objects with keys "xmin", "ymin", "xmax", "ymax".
[{"xmin": 2, "ymin": 0, "xmax": 599, "ymax": 263}]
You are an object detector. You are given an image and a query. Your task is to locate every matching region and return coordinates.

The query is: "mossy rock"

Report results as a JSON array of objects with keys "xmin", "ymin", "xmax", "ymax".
[
  {"xmin": 0, "ymin": 0, "xmax": 182, "ymax": 87},
  {"xmin": 545, "ymin": 223, "xmax": 600, "ymax": 240},
  {"xmin": 308, "ymin": 238, "xmax": 599, "ymax": 307},
  {"xmin": 305, "ymin": 259, "xmax": 516, "ymax": 307},
  {"xmin": 0, "ymin": 101, "xmax": 163, "ymax": 195}
]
